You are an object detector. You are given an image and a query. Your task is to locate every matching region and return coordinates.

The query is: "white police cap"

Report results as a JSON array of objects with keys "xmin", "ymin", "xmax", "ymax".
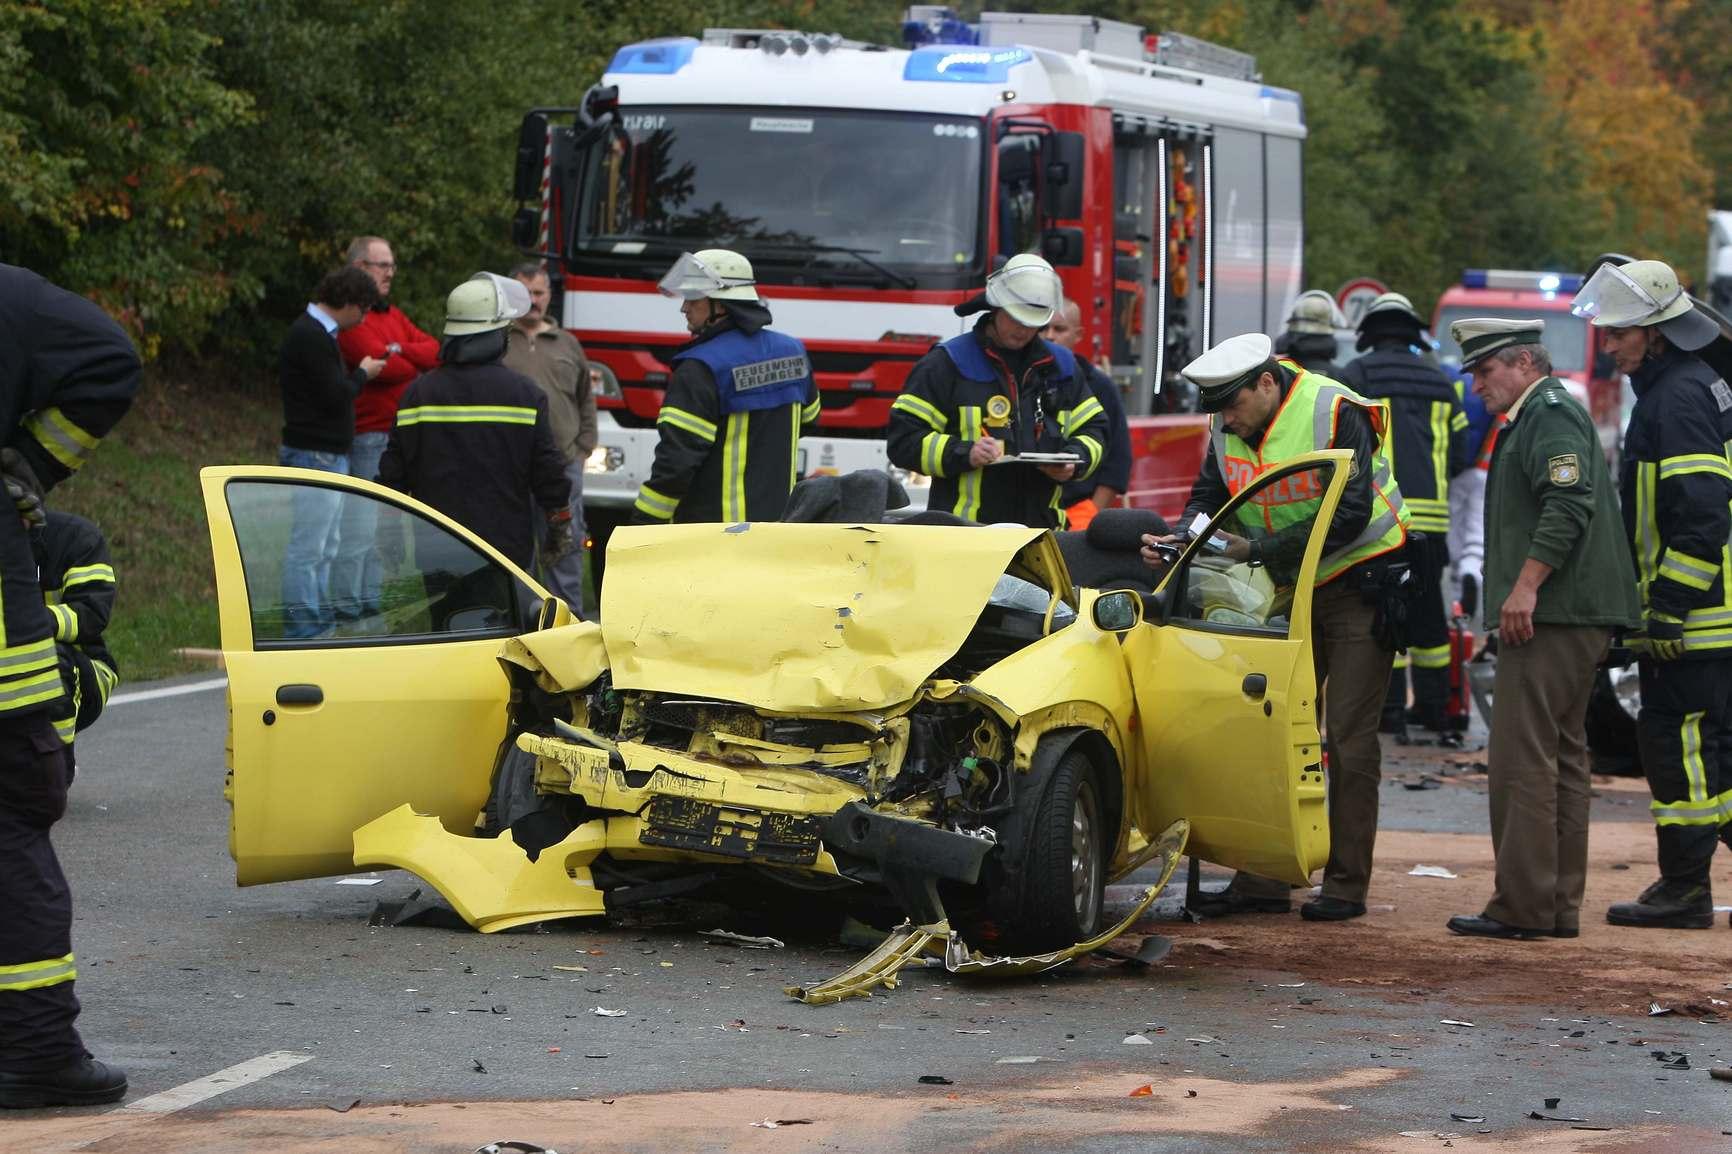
[
  {"xmin": 1183, "ymin": 333, "xmax": 1274, "ymax": 412},
  {"xmin": 1449, "ymin": 317, "xmax": 1545, "ymax": 370}
]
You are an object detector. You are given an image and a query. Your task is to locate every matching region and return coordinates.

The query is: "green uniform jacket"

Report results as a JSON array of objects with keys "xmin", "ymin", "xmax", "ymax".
[{"xmin": 1484, "ymin": 377, "xmax": 1641, "ymax": 628}]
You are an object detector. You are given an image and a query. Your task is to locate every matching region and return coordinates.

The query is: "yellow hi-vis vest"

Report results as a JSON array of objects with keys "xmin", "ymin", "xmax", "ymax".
[{"xmin": 1210, "ymin": 368, "xmax": 1410, "ymax": 585}]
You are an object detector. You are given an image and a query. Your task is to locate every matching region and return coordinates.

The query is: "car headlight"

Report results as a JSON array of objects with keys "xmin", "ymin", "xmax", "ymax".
[
  {"xmin": 585, "ymin": 445, "xmax": 627, "ymax": 474},
  {"xmin": 590, "ymin": 362, "xmax": 623, "ymax": 401}
]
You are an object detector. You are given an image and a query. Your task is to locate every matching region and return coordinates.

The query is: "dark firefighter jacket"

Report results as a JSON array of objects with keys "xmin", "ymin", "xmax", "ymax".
[
  {"xmin": 633, "ymin": 303, "xmax": 818, "ymax": 524},
  {"xmin": 888, "ymin": 319, "xmax": 1109, "ymax": 528},
  {"xmin": 379, "ymin": 361, "xmax": 570, "ymax": 572},
  {"xmin": 1621, "ymin": 344, "xmax": 1732, "ymax": 655},
  {"xmin": 1273, "ymin": 331, "xmax": 1341, "ymax": 379},
  {"xmin": 1339, "ymin": 345, "xmax": 1467, "ymax": 534},
  {"xmin": 33, "ymin": 511, "xmax": 117, "ymax": 745},
  {"xmin": 0, "ymin": 264, "xmax": 139, "ymax": 718}
]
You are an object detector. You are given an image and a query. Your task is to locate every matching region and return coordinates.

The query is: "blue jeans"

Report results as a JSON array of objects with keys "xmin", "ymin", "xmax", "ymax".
[
  {"xmin": 278, "ymin": 445, "xmax": 348, "ymax": 639},
  {"xmin": 329, "ymin": 431, "xmax": 388, "ymax": 620}
]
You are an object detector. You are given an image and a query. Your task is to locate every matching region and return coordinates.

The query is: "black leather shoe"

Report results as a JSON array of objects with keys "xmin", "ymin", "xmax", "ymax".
[
  {"xmin": 1446, "ymin": 914, "xmax": 1545, "ymax": 940},
  {"xmin": 0, "ymin": 1056, "xmax": 127, "ymax": 1108},
  {"xmin": 1606, "ymin": 878, "xmax": 1714, "ymax": 929},
  {"xmin": 1300, "ymin": 896, "xmax": 1366, "ymax": 921},
  {"xmin": 1187, "ymin": 887, "xmax": 1291, "ymax": 918}
]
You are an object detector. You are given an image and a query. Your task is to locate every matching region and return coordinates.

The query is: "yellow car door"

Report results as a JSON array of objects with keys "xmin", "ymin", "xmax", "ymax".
[
  {"xmin": 1123, "ymin": 450, "xmax": 1353, "ymax": 884},
  {"xmin": 201, "ymin": 466, "xmax": 559, "ymax": 885}
]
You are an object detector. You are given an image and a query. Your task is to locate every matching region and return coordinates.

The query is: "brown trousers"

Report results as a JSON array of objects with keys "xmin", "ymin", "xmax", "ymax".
[
  {"xmin": 1483, "ymin": 623, "xmax": 1609, "ymax": 932},
  {"xmin": 1230, "ymin": 577, "xmax": 1394, "ymax": 904}
]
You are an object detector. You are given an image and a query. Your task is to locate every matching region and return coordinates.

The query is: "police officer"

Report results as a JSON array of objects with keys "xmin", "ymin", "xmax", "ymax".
[
  {"xmin": 888, "ymin": 254, "xmax": 1109, "ymax": 528},
  {"xmin": 1144, "ymin": 333, "xmax": 1410, "ymax": 921},
  {"xmin": 1273, "ymin": 289, "xmax": 1347, "ymax": 377},
  {"xmin": 633, "ymin": 250, "xmax": 818, "ymax": 524},
  {"xmin": 1443, "ymin": 319, "xmax": 1640, "ymax": 940},
  {"xmin": 0, "ymin": 264, "xmax": 139, "ymax": 1108},
  {"xmin": 1339, "ymin": 292, "xmax": 1468, "ymax": 736},
  {"xmin": 1573, "ymin": 258, "xmax": 1732, "ymax": 929},
  {"xmin": 379, "ymin": 273, "xmax": 572, "ymax": 575}
]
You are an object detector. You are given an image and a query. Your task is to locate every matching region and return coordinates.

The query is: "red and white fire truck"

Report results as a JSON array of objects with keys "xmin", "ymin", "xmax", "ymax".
[{"xmin": 512, "ymin": 7, "xmax": 1308, "ymax": 569}]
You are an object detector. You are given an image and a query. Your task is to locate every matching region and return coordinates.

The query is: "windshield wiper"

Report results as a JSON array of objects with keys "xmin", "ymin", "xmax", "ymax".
[{"xmin": 748, "ymin": 243, "xmax": 917, "ymax": 290}]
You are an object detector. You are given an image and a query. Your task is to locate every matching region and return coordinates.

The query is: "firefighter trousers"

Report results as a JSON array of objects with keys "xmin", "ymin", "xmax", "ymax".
[
  {"xmin": 1637, "ymin": 657, "xmax": 1732, "ymax": 885},
  {"xmin": 0, "ymin": 711, "xmax": 83, "ymax": 1073},
  {"xmin": 1383, "ymin": 534, "xmax": 1451, "ymax": 731}
]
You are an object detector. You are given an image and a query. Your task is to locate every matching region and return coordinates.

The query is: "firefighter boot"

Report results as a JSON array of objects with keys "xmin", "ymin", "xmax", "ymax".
[
  {"xmin": 0, "ymin": 1056, "xmax": 128, "ymax": 1108},
  {"xmin": 1605, "ymin": 878, "xmax": 1714, "ymax": 930}
]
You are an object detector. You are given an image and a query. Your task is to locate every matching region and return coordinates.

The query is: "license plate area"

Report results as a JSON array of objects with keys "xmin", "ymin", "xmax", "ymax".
[{"xmin": 639, "ymin": 796, "xmax": 821, "ymax": 865}]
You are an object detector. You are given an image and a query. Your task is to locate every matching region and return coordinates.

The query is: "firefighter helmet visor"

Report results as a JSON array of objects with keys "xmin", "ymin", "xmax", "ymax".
[{"xmin": 657, "ymin": 250, "xmax": 760, "ymax": 302}]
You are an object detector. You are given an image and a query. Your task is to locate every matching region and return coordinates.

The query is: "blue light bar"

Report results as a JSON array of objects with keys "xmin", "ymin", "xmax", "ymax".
[
  {"xmin": 904, "ymin": 45, "xmax": 1032, "ymax": 83},
  {"xmin": 1461, "ymin": 268, "xmax": 1585, "ymax": 293},
  {"xmin": 608, "ymin": 38, "xmax": 698, "ymax": 76}
]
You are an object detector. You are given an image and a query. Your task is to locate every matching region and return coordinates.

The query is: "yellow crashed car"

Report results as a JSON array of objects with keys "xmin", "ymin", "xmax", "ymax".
[{"xmin": 202, "ymin": 451, "xmax": 1345, "ymax": 953}]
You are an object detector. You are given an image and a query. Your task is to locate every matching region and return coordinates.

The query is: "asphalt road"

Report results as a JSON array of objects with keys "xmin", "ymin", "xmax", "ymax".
[{"xmin": 22, "ymin": 674, "xmax": 1732, "ymax": 1149}]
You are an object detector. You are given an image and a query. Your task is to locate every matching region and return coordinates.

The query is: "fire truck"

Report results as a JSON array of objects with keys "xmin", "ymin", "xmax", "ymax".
[{"xmin": 512, "ymin": 7, "xmax": 1307, "ymax": 573}]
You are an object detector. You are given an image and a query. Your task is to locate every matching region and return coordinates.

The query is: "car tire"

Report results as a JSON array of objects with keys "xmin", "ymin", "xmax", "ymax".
[
  {"xmin": 992, "ymin": 749, "xmax": 1106, "ymax": 954},
  {"xmin": 1584, "ymin": 666, "xmax": 1644, "ymax": 777}
]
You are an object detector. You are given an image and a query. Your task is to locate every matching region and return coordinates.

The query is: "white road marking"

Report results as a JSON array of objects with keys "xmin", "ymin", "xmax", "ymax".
[
  {"xmin": 107, "ymin": 677, "xmax": 228, "ymax": 707},
  {"xmin": 118, "ymin": 1050, "xmax": 313, "ymax": 1114}
]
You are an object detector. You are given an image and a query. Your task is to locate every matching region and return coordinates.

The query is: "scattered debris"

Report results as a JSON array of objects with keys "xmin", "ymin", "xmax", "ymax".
[
  {"xmin": 1401, "ymin": 775, "xmax": 1443, "ymax": 791},
  {"xmin": 995, "ymin": 1056, "xmax": 1052, "ymax": 1064},
  {"xmin": 1123, "ymin": 1034, "xmax": 1153, "ymax": 1045},
  {"xmin": 1709, "ymin": 1068, "xmax": 1732, "ymax": 1083},
  {"xmin": 1528, "ymin": 1111, "xmax": 1588, "ymax": 1123},
  {"xmin": 1278, "ymin": 982, "xmax": 1306, "ymax": 988},
  {"xmin": 475, "ymin": 1144, "xmax": 559, "ymax": 1154},
  {"xmin": 1544, "ymin": 1097, "xmax": 1560, "ymax": 1109},
  {"xmin": 1649, "ymin": 1003, "xmax": 1673, "ymax": 1017},
  {"xmin": 749, "ymin": 1119, "xmax": 812, "ymax": 1128},
  {"xmin": 471, "ymin": 1058, "xmax": 487, "ymax": 1073},
  {"xmin": 1129, "ymin": 1084, "xmax": 1153, "ymax": 1098},
  {"xmin": 954, "ymin": 1028, "xmax": 990, "ymax": 1035},
  {"xmin": 336, "ymin": 877, "xmax": 383, "ymax": 886},
  {"xmin": 1570, "ymin": 1125, "xmax": 1613, "ymax": 1132},
  {"xmin": 591, "ymin": 1007, "xmax": 627, "ymax": 1018},
  {"xmin": 1399, "ymin": 1132, "xmax": 1463, "ymax": 1140},
  {"xmin": 1440, "ymin": 1019, "xmax": 1476, "ymax": 1028},
  {"xmin": 1185, "ymin": 1036, "xmax": 1219, "ymax": 1044},
  {"xmin": 1651, "ymin": 1050, "xmax": 1690, "ymax": 1070},
  {"xmin": 1185, "ymin": 1090, "xmax": 1198, "ymax": 1098},
  {"xmin": 1450, "ymin": 1113, "xmax": 1485, "ymax": 1123},
  {"xmin": 326, "ymin": 1098, "xmax": 361, "ymax": 1113},
  {"xmin": 552, "ymin": 965, "xmax": 588, "ymax": 973},
  {"xmin": 1408, "ymin": 865, "xmax": 1458, "ymax": 879},
  {"xmin": 917, "ymin": 1075, "xmax": 953, "ymax": 1085},
  {"xmin": 702, "ymin": 929, "xmax": 785, "ymax": 949}
]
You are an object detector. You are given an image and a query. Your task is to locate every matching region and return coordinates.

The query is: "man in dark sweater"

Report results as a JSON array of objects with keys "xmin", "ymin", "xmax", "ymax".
[{"xmin": 278, "ymin": 267, "xmax": 383, "ymax": 638}]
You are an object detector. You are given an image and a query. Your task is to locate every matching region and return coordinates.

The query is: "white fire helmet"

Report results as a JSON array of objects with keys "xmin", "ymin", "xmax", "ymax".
[
  {"xmin": 1285, "ymin": 289, "xmax": 1346, "ymax": 335},
  {"xmin": 657, "ymin": 249, "xmax": 761, "ymax": 302},
  {"xmin": 1571, "ymin": 259, "xmax": 1719, "ymax": 351},
  {"xmin": 985, "ymin": 253, "xmax": 1063, "ymax": 328},
  {"xmin": 444, "ymin": 272, "xmax": 532, "ymax": 336}
]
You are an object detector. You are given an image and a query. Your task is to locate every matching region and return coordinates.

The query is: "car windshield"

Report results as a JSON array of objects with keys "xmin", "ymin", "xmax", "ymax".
[
  {"xmin": 1434, "ymin": 306, "xmax": 1589, "ymax": 374},
  {"xmin": 576, "ymin": 106, "xmax": 985, "ymax": 288}
]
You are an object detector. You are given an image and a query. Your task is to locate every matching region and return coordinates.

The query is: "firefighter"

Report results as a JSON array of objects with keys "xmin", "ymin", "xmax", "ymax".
[
  {"xmin": 378, "ymin": 273, "xmax": 573, "ymax": 575},
  {"xmin": 632, "ymin": 250, "xmax": 818, "ymax": 524},
  {"xmin": 1339, "ymin": 292, "xmax": 1468, "ymax": 737},
  {"xmin": 887, "ymin": 254, "xmax": 1109, "ymax": 528},
  {"xmin": 1443, "ymin": 319, "xmax": 1640, "ymax": 939},
  {"xmin": 1142, "ymin": 333, "xmax": 1410, "ymax": 921},
  {"xmin": 1572, "ymin": 258, "xmax": 1732, "ymax": 929},
  {"xmin": 0, "ymin": 264, "xmax": 139, "ymax": 1108},
  {"xmin": 34, "ymin": 511, "xmax": 118, "ymax": 753},
  {"xmin": 1273, "ymin": 289, "xmax": 1347, "ymax": 377}
]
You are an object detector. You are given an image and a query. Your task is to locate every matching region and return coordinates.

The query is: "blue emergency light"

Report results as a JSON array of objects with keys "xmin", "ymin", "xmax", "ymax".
[
  {"xmin": 1460, "ymin": 269, "xmax": 1584, "ymax": 293},
  {"xmin": 608, "ymin": 39, "xmax": 698, "ymax": 75},
  {"xmin": 904, "ymin": 45, "xmax": 1033, "ymax": 83},
  {"xmin": 902, "ymin": 6, "xmax": 980, "ymax": 48}
]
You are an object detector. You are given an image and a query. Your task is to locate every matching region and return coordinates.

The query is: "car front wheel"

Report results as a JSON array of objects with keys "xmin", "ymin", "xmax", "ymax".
[{"xmin": 1000, "ymin": 749, "xmax": 1106, "ymax": 953}]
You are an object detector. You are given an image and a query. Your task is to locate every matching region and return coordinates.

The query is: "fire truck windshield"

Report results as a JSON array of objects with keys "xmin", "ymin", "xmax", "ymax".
[
  {"xmin": 575, "ymin": 106, "xmax": 985, "ymax": 289},
  {"xmin": 1433, "ymin": 306, "xmax": 1589, "ymax": 374}
]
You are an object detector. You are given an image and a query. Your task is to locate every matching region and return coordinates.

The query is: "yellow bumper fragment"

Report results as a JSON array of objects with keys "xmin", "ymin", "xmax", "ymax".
[
  {"xmin": 351, "ymin": 805, "xmax": 608, "ymax": 933},
  {"xmin": 784, "ymin": 920, "xmax": 950, "ymax": 1005}
]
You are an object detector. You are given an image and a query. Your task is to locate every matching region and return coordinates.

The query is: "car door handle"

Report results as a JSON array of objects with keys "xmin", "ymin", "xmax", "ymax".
[
  {"xmin": 275, "ymin": 684, "xmax": 324, "ymax": 706},
  {"xmin": 1241, "ymin": 674, "xmax": 1267, "ymax": 700}
]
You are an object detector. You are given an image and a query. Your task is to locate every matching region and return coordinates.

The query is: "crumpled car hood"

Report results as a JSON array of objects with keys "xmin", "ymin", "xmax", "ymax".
[{"xmin": 600, "ymin": 522, "xmax": 1047, "ymax": 712}]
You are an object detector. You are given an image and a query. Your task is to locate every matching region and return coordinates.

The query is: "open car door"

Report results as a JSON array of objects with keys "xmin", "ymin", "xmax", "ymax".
[
  {"xmin": 1123, "ymin": 450, "xmax": 1354, "ymax": 884},
  {"xmin": 201, "ymin": 466, "xmax": 557, "ymax": 885}
]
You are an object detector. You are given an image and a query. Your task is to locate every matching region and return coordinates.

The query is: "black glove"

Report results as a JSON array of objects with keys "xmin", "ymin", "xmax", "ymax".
[
  {"xmin": 1459, "ymin": 573, "xmax": 1478, "ymax": 620},
  {"xmin": 1, "ymin": 447, "xmax": 45, "ymax": 529},
  {"xmin": 544, "ymin": 511, "xmax": 575, "ymax": 564}
]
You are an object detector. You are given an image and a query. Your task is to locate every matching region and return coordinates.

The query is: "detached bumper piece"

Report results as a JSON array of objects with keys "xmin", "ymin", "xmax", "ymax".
[
  {"xmin": 787, "ymin": 819, "xmax": 1190, "ymax": 1004},
  {"xmin": 822, "ymin": 801, "xmax": 995, "ymax": 924}
]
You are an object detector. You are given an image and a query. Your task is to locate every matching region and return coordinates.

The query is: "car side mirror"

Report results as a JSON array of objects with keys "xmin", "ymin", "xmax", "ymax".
[
  {"xmin": 514, "ymin": 112, "xmax": 549, "ymax": 202},
  {"xmin": 510, "ymin": 207, "xmax": 541, "ymax": 252},
  {"xmin": 537, "ymin": 595, "xmax": 572, "ymax": 631},
  {"xmin": 1091, "ymin": 589, "xmax": 1144, "ymax": 633},
  {"xmin": 1043, "ymin": 130, "xmax": 1085, "ymax": 219},
  {"xmin": 1041, "ymin": 227, "xmax": 1084, "ymax": 267}
]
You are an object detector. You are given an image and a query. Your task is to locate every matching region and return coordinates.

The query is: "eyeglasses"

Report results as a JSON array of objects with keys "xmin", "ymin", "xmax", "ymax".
[{"xmin": 361, "ymin": 260, "xmax": 397, "ymax": 272}]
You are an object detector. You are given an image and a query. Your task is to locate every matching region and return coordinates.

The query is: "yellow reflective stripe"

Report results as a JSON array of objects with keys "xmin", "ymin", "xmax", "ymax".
[
  {"xmin": 1060, "ymin": 395, "xmax": 1105, "ymax": 436},
  {"xmin": 920, "ymin": 432, "xmax": 954, "ymax": 478},
  {"xmin": 1658, "ymin": 453, "xmax": 1732, "ymax": 481},
  {"xmin": 1658, "ymin": 548, "xmax": 1719, "ymax": 592},
  {"xmin": 92, "ymin": 659, "xmax": 117, "ymax": 703},
  {"xmin": 1410, "ymin": 643, "xmax": 1452, "ymax": 669},
  {"xmin": 1636, "ymin": 462, "xmax": 1660, "ymax": 596},
  {"xmin": 23, "ymin": 409, "xmax": 99, "ymax": 471},
  {"xmin": 49, "ymin": 603, "xmax": 78, "ymax": 642},
  {"xmin": 1075, "ymin": 434, "xmax": 1103, "ymax": 478},
  {"xmin": 633, "ymin": 483, "xmax": 677, "ymax": 521},
  {"xmin": 892, "ymin": 393, "xmax": 947, "ymax": 433},
  {"xmin": 1450, "ymin": 411, "xmax": 1469, "ymax": 431},
  {"xmin": 51, "ymin": 714, "xmax": 76, "ymax": 745},
  {"xmin": 1390, "ymin": 652, "xmax": 1410, "ymax": 670},
  {"xmin": 0, "ymin": 666, "xmax": 64, "ymax": 711},
  {"xmin": 396, "ymin": 405, "xmax": 538, "ymax": 426},
  {"xmin": 0, "ymin": 952, "xmax": 77, "ymax": 990},
  {"xmin": 955, "ymin": 406, "xmax": 983, "ymax": 521},
  {"xmin": 657, "ymin": 406, "xmax": 717, "ymax": 442},
  {"xmin": 788, "ymin": 407, "xmax": 801, "ymax": 489},
  {"xmin": 1403, "ymin": 497, "xmax": 1449, "ymax": 513},
  {"xmin": 721, "ymin": 412, "xmax": 748, "ymax": 522},
  {"xmin": 60, "ymin": 563, "xmax": 115, "ymax": 589},
  {"xmin": 1430, "ymin": 401, "xmax": 1450, "ymax": 502},
  {"xmin": 0, "ymin": 636, "xmax": 59, "ymax": 676},
  {"xmin": 801, "ymin": 397, "xmax": 821, "ymax": 425}
]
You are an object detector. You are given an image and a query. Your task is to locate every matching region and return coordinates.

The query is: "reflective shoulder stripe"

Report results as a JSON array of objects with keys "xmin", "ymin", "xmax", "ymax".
[
  {"xmin": 0, "ymin": 952, "xmax": 76, "ymax": 991},
  {"xmin": 634, "ymin": 483, "xmax": 678, "ymax": 521},
  {"xmin": 396, "ymin": 405, "xmax": 539, "ymax": 426},
  {"xmin": 23, "ymin": 408, "xmax": 99, "ymax": 471},
  {"xmin": 1450, "ymin": 410, "xmax": 1469, "ymax": 431},
  {"xmin": 801, "ymin": 397, "xmax": 822, "ymax": 424},
  {"xmin": 892, "ymin": 393, "xmax": 947, "ymax": 433},
  {"xmin": 1061, "ymin": 395, "xmax": 1105, "ymax": 436},
  {"xmin": 1657, "ymin": 453, "xmax": 1732, "ymax": 482},
  {"xmin": 657, "ymin": 406, "xmax": 718, "ymax": 442}
]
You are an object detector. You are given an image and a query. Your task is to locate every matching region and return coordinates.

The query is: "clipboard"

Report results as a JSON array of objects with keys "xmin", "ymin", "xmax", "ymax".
[{"xmin": 989, "ymin": 452, "xmax": 1083, "ymax": 466}]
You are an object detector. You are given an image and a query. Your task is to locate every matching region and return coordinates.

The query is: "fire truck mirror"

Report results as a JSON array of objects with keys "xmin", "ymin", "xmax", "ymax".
[
  {"xmin": 1044, "ymin": 131, "xmax": 1086, "ymax": 220},
  {"xmin": 514, "ymin": 112, "xmax": 550, "ymax": 202},
  {"xmin": 510, "ymin": 207, "xmax": 541, "ymax": 252},
  {"xmin": 997, "ymin": 135, "xmax": 1038, "ymax": 188},
  {"xmin": 1041, "ymin": 227, "xmax": 1084, "ymax": 268}
]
